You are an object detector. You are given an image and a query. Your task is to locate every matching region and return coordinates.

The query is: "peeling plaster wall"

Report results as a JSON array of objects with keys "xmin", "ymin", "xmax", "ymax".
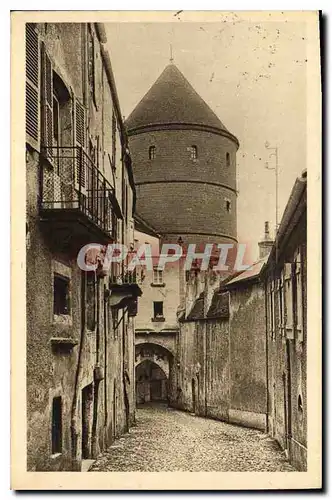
[
  {"xmin": 228, "ymin": 282, "xmax": 267, "ymax": 430},
  {"xmin": 26, "ymin": 23, "xmax": 135, "ymax": 471}
]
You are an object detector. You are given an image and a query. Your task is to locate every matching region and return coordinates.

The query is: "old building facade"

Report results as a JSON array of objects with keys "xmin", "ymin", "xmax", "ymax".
[
  {"xmin": 26, "ymin": 22, "xmax": 140, "ymax": 471},
  {"xmin": 175, "ymin": 256, "xmax": 268, "ymax": 430},
  {"xmin": 264, "ymin": 171, "xmax": 307, "ymax": 470}
]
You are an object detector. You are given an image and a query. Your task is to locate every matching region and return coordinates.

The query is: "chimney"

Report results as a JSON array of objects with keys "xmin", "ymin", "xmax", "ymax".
[
  {"xmin": 258, "ymin": 221, "xmax": 274, "ymax": 259},
  {"xmin": 264, "ymin": 221, "xmax": 270, "ymax": 240}
]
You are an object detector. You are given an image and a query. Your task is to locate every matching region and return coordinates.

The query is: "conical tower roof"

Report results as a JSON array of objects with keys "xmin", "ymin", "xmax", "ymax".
[{"xmin": 126, "ymin": 64, "xmax": 230, "ymax": 134}]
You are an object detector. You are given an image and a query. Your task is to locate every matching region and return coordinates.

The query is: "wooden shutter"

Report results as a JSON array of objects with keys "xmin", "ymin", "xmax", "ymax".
[
  {"xmin": 25, "ymin": 23, "xmax": 40, "ymax": 150},
  {"xmin": 40, "ymin": 42, "xmax": 53, "ymax": 163},
  {"xmin": 92, "ymin": 33, "xmax": 97, "ymax": 107},
  {"xmin": 73, "ymin": 98, "xmax": 87, "ymax": 192}
]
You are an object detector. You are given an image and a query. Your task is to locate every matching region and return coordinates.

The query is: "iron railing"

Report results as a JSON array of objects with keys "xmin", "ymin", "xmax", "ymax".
[
  {"xmin": 108, "ymin": 255, "xmax": 146, "ymax": 286},
  {"xmin": 41, "ymin": 146, "xmax": 117, "ymax": 239}
]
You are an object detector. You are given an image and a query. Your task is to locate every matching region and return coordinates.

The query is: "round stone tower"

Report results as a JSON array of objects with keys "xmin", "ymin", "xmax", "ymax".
[{"xmin": 126, "ymin": 63, "xmax": 239, "ymax": 246}]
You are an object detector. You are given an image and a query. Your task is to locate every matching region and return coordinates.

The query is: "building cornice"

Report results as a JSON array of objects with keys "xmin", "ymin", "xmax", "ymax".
[
  {"xmin": 163, "ymin": 231, "xmax": 238, "ymax": 243},
  {"xmin": 127, "ymin": 122, "xmax": 240, "ymax": 149},
  {"xmin": 135, "ymin": 179, "xmax": 237, "ymax": 196}
]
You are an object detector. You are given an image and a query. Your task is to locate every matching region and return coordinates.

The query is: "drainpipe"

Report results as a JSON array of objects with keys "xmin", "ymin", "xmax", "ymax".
[
  {"xmin": 91, "ymin": 275, "xmax": 101, "ymax": 457},
  {"xmin": 203, "ymin": 320, "xmax": 207, "ymax": 417},
  {"xmin": 103, "ymin": 285, "xmax": 108, "ymax": 431},
  {"xmin": 71, "ymin": 271, "xmax": 86, "ymax": 470}
]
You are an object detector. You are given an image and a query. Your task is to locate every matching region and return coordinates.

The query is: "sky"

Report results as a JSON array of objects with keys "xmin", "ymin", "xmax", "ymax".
[{"xmin": 105, "ymin": 12, "xmax": 308, "ymax": 260}]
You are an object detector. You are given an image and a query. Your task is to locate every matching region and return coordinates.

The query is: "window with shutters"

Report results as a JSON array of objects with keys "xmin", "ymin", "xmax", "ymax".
[
  {"xmin": 26, "ymin": 23, "xmax": 40, "ymax": 150},
  {"xmin": 74, "ymin": 99, "xmax": 87, "ymax": 191},
  {"xmin": 40, "ymin": 42, "xmax": 54, "ymax": 164}
]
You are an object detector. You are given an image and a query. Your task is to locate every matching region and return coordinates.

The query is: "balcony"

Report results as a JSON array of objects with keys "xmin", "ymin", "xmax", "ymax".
[
  {"xmin": 39, "ymin": 147, "xmax": 122, "ymax": 252},
  {"xmin": 108, "ymin": 262, "xmax": 142, "ymax": 312}
]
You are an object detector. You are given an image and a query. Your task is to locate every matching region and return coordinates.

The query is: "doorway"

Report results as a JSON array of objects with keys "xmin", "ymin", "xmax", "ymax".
[
  {"xmin": 81, "ymin": 383, "xmax": 93, "ymax": 459},
  {"xmin": 191, "ymin": 378, "xmax": 196, "ymax": 413},
  {"xmin": 135, "ymin": 360, "xmax": 168, "ymax": 405}
]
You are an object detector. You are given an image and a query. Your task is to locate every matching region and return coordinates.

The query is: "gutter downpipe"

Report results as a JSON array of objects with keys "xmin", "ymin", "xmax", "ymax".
[{"xmin": 71, "ymin": 271, "xmax": 86, "ymax": 470}]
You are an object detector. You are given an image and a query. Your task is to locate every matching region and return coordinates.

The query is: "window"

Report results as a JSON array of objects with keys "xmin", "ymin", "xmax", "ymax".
[
  {"xmin": 225, "ymin": 199, "xmax": 231, "ymax": 213},
  {"xmin": 86, "ymin": 273, "xmax": 96, "ymax": 331},
  {"xmin": 295, "ymin": 250, "xmax": 303, "ymax": 342},
  {"xmin": 277, "ymin": 275, "xmax": 285, "ymax": 337},
  {"xmin": 53, "ymin": 274, "xmax": 70, "ymax": 315},
  {"xmin": 149, "ymin": 146, "xmax": 156, "ymax": 160},
  {"xmin": 226, "ymin": 152, "xmax": 230, "ymax": 167},
  {"xmin": 190, "ymin": 145, "xmax": 198, "ymax": 160},
  {"xmin": 284, "ymin": 263, "xmax": 294, "ymax": 339},
  {"xmin": 52, "ymin": 95, "xmax": 60, "ymax": 146},
  {"xmin": 153, "ymin": 267, "xmax": 163, "ymax": 285},
  {"xmin": 153, "ymin": 301, "xmax": 164, "ymax": 320},
  {"xmin": 52, "ymin": 397, "xmax": 62, "ymax": 454},
  {"xmin": 52, "ymin": 94, "xmax": 60, "ymax": 173}
]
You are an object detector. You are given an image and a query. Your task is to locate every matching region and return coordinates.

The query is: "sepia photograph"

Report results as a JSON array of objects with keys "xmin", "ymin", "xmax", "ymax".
[{"xmin": 11, "ymin": 10, "xmax": 321, "ymax": 490}]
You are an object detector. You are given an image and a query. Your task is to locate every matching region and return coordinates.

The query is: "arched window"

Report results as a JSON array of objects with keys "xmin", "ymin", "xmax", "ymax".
[
  {"xmin": 226, "ymin": 152, "xmax": 230, "ymax": 167},
  {"xmin": 190, "ymin": 145, "xmax": 198, "ymax": 160},
  {"xmin": 149, "ymin": 146, "xmax": 156, "ymax": 160}
]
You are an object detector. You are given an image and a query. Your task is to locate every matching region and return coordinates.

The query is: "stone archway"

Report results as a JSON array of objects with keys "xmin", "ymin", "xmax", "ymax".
[{"xmin": 135, "ymin": 343, "xmax": 175, "ymax": 406}]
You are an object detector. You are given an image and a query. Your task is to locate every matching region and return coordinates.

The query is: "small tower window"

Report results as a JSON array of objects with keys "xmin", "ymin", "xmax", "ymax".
[
  {"xmin": 149, "ymin": 146, "xmax": 156, "ymax": 160},
  {"xmin": 226, "ymin": 152, "xmax": 230, "ymax": 167},
  {"xmin": 190, "ymin": 145, "xmax": 198, "ymax": 160},
  {"xmin": 225, "ymin": 199, "xmax": 231, "ymax": 213}
]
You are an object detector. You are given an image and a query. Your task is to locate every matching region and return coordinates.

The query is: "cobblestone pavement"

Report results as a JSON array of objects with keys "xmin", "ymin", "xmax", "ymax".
[{"xmin": 89, "ymin": 404, "xmax": 296, "ymax": 472}]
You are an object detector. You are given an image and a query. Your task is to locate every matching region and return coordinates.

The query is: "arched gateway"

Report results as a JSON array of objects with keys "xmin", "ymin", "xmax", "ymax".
[{"xmin": 135, "ymin": 343, "xmax": 175, "ymax": 405}]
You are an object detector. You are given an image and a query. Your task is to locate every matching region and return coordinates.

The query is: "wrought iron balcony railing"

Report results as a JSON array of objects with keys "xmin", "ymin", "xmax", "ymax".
[{"xmin": 40, "ymin": 146, "xmax": 118, "ymax": 240}]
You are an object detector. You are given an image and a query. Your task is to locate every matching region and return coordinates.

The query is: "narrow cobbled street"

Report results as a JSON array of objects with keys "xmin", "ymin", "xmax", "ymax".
[{"xmin": 90, "ymin": 404, "xmax": 295, "ymax": 472}]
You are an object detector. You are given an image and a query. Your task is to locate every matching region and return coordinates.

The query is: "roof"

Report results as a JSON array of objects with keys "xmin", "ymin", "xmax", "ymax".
[
  {"xmin": 224, "ymin": 256, "xmax": 268, "ymax": 287},
  {"xmin": 206, "ymin": 290, "xmax": 229, "ymax": 319},
  {"xmin": 186, "ymin": 292, "xmax": 205, "ymax": 321},
  {"xmin": 266, "ymin": 171, "xmax": 307, "ymax": 268},
  {"xmin": 134, "ymin": 213, "xmax": 160, "ymax": 238},
  {"xmin": 125, "ymin": 64, "xmax": 235, "ymax": 138}
]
